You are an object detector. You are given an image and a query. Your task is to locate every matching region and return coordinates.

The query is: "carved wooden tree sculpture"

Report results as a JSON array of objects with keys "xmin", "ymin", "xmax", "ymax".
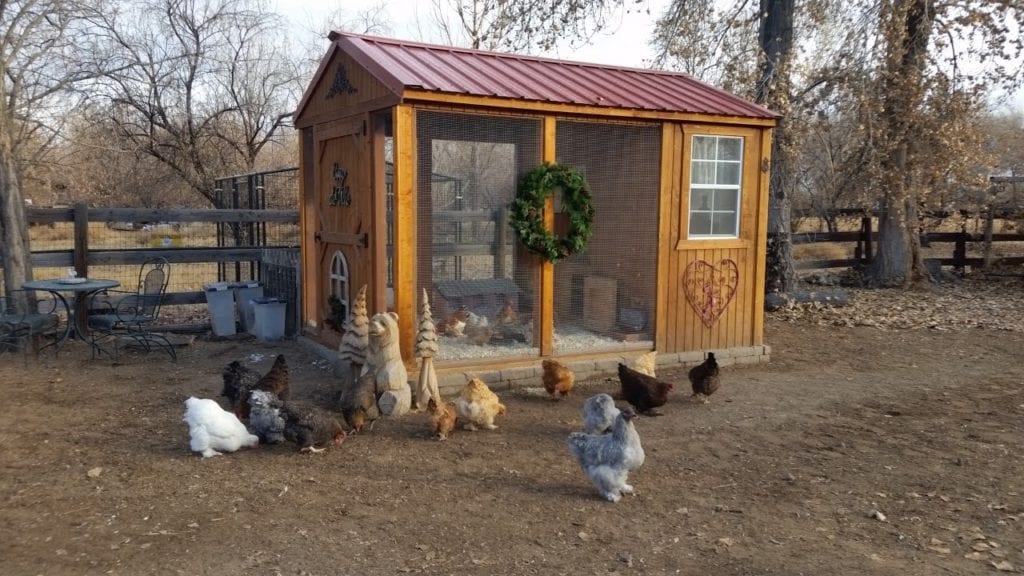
[
  {"xmin": 414, "ymin": 288, "xmax": 440, "ymax": 411},
  {"xmin": 337, "ymin": 284, "xmax": 369, "ymax": 384}
]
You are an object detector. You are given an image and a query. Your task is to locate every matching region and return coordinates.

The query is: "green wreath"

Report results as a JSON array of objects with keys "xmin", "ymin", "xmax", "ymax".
[{"xmin": 509, "ymin": 163, "xmax": 595, "ymax": 262}]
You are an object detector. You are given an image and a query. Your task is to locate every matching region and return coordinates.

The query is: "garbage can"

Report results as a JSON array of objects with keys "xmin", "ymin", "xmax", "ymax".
[
  {"xmin": 204, "ymin": 282, "xmax": 237, "ymax": 336},
  {"xmin": 230, "ymin": 281, "xmax": 264, "ymax": 334},
  {"xmin": 252, "ymin": 297, "xmax": 286, "ymax": 342}
]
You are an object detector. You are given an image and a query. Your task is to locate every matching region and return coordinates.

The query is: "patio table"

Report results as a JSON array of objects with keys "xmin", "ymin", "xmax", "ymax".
[{"xmin": 21, "ymin": 278, "xmax": 121, "ymax": 351}]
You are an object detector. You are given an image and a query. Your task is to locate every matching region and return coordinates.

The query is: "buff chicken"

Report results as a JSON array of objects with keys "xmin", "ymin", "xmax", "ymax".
[
  {"xmin": 455, "ymin": 378, "xmax": 506, "ymax": 431},
  {"xmin": 542, "ymin": 359, "xmax": 575, "ymax": 399}
]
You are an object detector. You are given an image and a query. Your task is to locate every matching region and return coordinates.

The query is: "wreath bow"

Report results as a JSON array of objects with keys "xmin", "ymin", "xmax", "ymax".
[{"xmin": 509, "ymin": 163, "xmax": 595, "ymax": 262}]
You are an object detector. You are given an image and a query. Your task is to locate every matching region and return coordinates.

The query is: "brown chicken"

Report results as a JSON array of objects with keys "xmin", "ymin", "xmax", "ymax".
[
  {"xmin": 688, "ymin": 352, "xmax": 720, "ymax": 403},
  {"xmin": 617, "ymin": 363, "xmax": 673, "ymax": 416},
  {"xmin": 427, "ymin": 396, "xmax": 458, "ymax": 440},
  {"xmin": 496, "ymin": 300, "xmax": 518, "ymax": 325},
  {"xmin": 280, "ymin": 403, "xmax": 347, "ymax": 453},
  {"xmin": 221, "ymin": 355, "xmax": 290, "ymax": 420},
  {"xmin": 338, "ymin": 374, "xmax": 380, "ymax": 433},
  {"xmin": 542, "ymin": 359, "xmax": 575, "ymax": 399}
]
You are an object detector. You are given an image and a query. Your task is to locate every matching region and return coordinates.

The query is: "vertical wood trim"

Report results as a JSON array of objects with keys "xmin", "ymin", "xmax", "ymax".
[
  {"xmin": 667, "ymin": 125, "xmax": 683, "ymax": 353},
  {"xmin": 539, "ymin": 116, "xmax": 556, "ymax": 357},
  {"xmin": 370, "ymin": 113, "xmax": 388, "ymax": 313},
  {"xmin": 655, "ymin": 124, "xmax": 674, "ymax": 353},
  {"xmin": 394, "ymin": 105, "xmax": 417, "ymax": 363},
  {"xmin": 752, "ymin": 129, "xmax": 772, "ymax": 345},
  {"xmin": 299, "ymin": 128, "xmax": 317, "ymax": 331}
]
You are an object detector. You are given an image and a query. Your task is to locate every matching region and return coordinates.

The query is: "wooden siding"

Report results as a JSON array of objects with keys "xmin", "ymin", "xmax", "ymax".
[
  {"xmin": 295, "ymin": 49, "xmax": 396, "ymax": 128},
  {"xmin": 659, "ymin": 124, "xmax": 768, "ymax": 352}
]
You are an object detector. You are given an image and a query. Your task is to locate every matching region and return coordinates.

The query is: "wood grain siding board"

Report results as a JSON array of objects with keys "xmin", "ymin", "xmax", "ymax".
[
  {"xmin": 295, "ymin": 50, "xmax": 395, "ymax": 124},
  {"xmin": 752, "ymin": 129, "xmax": 772, "ymax": 345}
]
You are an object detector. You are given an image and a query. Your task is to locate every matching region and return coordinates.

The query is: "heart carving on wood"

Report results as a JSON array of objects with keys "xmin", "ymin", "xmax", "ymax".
[{"xmin": 683, "ymin": 259, "xmax": 740, "ymax": 328}]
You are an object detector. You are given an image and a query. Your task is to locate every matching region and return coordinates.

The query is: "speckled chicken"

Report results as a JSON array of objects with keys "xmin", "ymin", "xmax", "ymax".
[
  {"xmin": 221, "ymin": 355, "xmax": 290, "ymax": 420},
  {"xmin": 280, "ymin": 403, "xmax": 347, "ymax": 453},
  {"xmin": 542, "ymin": 359, "xmax": 575, "ymax": 399},
  {"xmin": 582, "ymin": 393, "xmax": 621, "ymax": 434},
  {"xmin": 338, "ymin": 374, "xmax": 380, "ymax": 433},
  {"xmin": 427, "ymin": 396, "xmax": 458, "ymax": 440},
  {"xmin": 220, "ymin": 360, "xmax": 262, "ymax": 418},
  {"xmin": 688, "ymin": 352, "xmax": 720, "ymax": 403}
]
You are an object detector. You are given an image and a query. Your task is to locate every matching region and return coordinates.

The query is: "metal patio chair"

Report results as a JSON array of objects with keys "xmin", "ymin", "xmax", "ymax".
[
  {"xmin": 0, "ymin": 289, "xmax": 61, "ymax": 360},
  {"xmin": 87, "ymin": 257, "xmax": 176, "ymax": 361}
]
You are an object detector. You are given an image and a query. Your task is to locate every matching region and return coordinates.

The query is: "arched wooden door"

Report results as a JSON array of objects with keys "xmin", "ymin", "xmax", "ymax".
[{"xmin": 313, "ymin": 115, "xmax": 374, "ymax": 331}]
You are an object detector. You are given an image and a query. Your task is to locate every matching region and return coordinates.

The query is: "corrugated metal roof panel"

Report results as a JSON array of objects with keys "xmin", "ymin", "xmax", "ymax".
[{"xmin": 332, "ymin": 32, "xmax": 777, "ymax": 119}]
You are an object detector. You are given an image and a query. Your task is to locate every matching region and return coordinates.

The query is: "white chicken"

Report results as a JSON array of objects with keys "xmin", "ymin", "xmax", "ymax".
[
  {"xmin": 582, "ymin": 393, "xmax": 621, "ymax": 434},
  {"xmin": 248, "ymin": 390, "xmax": 286, "ymax": 444},
  {"xmin": 183, "ymin": 397, "xmax": 259, "ymax": 458},
  {"xmin": 567, "ymin": 408, "xmax": 645, "ymax": 502}
]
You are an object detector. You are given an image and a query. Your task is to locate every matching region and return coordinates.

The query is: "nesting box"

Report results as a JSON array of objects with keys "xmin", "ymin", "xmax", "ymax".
[{"xmin": 294, "ymin": 32, "xmax": 778, "ymax": 370}]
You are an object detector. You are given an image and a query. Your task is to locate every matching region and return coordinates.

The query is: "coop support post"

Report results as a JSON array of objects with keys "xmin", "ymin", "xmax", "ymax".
[
  {"xmin": 393, "ymin": 105, "xmax": 418, "ymax": 365},
  {"xmin": 538, "ymin": 117, "xmax": 556, "ymax": 357},
  {"xmin": 496, "ymin": 207, "xmax": 509, "ymax": 278}
]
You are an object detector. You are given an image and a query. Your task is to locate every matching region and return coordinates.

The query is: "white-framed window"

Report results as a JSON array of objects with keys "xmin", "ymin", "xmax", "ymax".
[
  {"xmin": 688, "ymin": 135, "xmax": 743, "ymax": 239},
  {"xmin": 329, "ymin": 250, "xmax": 350, "ymax": 320}
]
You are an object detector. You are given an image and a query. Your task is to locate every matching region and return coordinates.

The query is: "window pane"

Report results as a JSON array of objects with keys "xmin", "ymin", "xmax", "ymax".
[
  {"xmin": 691, "ymin": 188, "xmax": 713, "ymax": 211},
  {"xmin": 692, "ymin": 136, "xmax": 715, "ymax": 160},
  {"xmin": 718, "ymin": 138, "xmax": 742, "ymax": 161},
  {"xmin": 691, "ymin": 161, "xmax": 715, "ymax": 185},
  {"xmin": 713, "ymin": 189, "xmax": 738, "ymax": 211},
  {"xmin": 716, "ymin": 162, "xmax": 741, "ymax": 185},
  {"xmin": 690, "ymin": 212, "xmax": 712, "ymax": 235},
  {"xmin": 712, "ymin": 212, "xmax": 738, "ymax": 236}
]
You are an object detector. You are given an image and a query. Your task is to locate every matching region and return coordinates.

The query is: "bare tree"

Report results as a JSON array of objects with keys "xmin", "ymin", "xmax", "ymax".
[
  {"xmin": 0, "ymin": 0, "xmax": 103, "ymax": 297},
  {"xmin": 87, "ymin": 0, "xmax": 299, "ymax": 207},
  {"xmin": 427, "ymin": 0, "xmax": 629, "ymax": 52}
]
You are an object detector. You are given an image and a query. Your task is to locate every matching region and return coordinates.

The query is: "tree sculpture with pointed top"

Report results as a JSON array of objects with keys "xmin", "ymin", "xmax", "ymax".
[
  {"xmin": 414, "ymin": 288, "xmax": 440, "ymax": 411},
  {"xmin": 337, "ymin": 285, "xmax": 369, "ymax": 384}
]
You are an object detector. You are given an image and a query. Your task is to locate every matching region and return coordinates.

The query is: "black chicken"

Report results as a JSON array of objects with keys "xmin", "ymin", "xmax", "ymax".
[
  {"xmin": 617, "ymin": 363, "xmax": 674, "ymax": 416},
  {"xmin": 688, "ymin": 352, "xmax": 720, "ymax": 403}
]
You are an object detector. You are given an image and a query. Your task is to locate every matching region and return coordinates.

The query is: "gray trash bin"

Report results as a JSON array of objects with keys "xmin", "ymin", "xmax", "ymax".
[
  {"xmin": 204, "ymin": 282, "xmax": 236, "ymax": 336},
  {"xmin": 229, "ymin": 281, "xmax": 264, "ymax": 334},
  {"xmin": 252, "ymin": 297, "xmax": 286, "ymax": 342}
]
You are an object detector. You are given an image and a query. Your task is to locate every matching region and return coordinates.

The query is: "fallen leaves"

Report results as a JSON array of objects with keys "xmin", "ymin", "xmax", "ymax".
[{"xmin": 769, "ymin": 278, "xmax": 1024, "ymax": 332}]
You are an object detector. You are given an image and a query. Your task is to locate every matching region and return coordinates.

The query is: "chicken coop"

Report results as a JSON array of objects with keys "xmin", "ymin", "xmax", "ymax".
[{"xmin": 294, "ymin": 32, "xmax": 777, "ymax": 374}]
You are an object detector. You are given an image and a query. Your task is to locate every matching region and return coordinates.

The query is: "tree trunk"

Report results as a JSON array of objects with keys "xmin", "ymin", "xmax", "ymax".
[
  {"xmin": 866, "ymin": 0, "xmax": 934, "ymax": 287},
  {"xmin": 756, "ymin": 0, "xmax": 797, "ymax": 295},
  {"xmin": 0, "ymin": 135, "xmax": 33, "ymax": 299}
]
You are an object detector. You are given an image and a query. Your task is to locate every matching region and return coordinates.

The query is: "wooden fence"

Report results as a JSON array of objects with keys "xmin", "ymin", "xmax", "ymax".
[
  {"xmin": 20, "ymin": 205, "xmax": 300, "ymax": 309},
  {"xmin": 791, "ymin": 214, "xmax": 1024, "ymax": 272}
]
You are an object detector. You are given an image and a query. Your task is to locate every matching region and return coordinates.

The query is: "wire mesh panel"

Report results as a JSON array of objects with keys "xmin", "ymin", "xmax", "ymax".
[
  {"xmin": 416, "ymin": 110, "xmax": 542, "ymax": 361},
  {"xmin": 553, "ymin": 121, "xmax": 661, "ymax": 354}
]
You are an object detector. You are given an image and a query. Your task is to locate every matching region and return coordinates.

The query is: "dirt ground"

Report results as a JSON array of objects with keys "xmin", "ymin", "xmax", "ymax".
[{"xmin": 2, "ymin": 284, "xmax": 1023, "ymax": 575}]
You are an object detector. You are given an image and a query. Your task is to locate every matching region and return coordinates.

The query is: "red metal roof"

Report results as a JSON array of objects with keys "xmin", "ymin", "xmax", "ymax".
[{"xmin": 328, "ymin": 32, "xmax": 777, "ymax": 120}]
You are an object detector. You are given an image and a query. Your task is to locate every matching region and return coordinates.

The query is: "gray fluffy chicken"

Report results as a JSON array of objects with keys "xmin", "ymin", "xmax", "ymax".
[
  {"xmin": 248, "ymin": 390, "xmax": 286, "ymax": 444},
  {"xmin": 688, "ymin": 352, "xmax": 721, "ymax": 403},
  {"xmin": 567, "ymin": 408, "xmax": 645, "ymax": 502},
  {"xmin": 582, "ymin": 393, "xmax": 621, "ymax": 435},
  {"xmin": 280, "ymin": 404, "xmax": 347, "ymax": 453}
]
